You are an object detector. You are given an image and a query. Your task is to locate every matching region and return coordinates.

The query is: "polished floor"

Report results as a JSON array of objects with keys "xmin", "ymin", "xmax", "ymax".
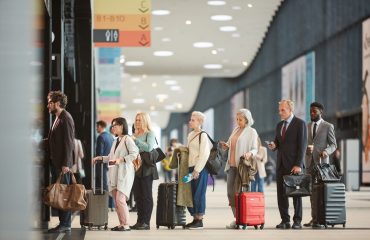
[{"xmin": 42, "ymin": 178, "xmax": 370, "ymax": 240}]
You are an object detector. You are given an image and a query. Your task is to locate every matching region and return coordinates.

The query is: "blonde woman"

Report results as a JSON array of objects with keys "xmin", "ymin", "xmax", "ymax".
[
  {"xmin": 185, "ymin": 111, "xmax": 211, "ymax": 230},
  {"xmin": 93, "ymin": 117, "xmax": 139, "ymax": 231},
  {"xmin": 251, "ymin": 137, "xmax": 268, "ymax": 192},
  {"xmin": 220, "ymin": 109, "xmax": 258, "ymax": 229},
  {"xmin": 130, "ymin": 112, "xmax": 158, "ymax": 230}
]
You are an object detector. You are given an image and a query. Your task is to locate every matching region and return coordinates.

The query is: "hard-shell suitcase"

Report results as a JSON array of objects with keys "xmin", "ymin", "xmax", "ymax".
[
  {"xmin": 235, "ymin": 192, "xmax": 265, "ymax": 230},
  {"xmin": 312, "ymin": 182, "xmax": 346, "ymax": 228},
  {"xmin": 80, "ymin": 161, "xmax": 109, "ymax": 230},
  {"xmin": 156, "ymin": 182, "xmax": 186, "ymax": 229}
]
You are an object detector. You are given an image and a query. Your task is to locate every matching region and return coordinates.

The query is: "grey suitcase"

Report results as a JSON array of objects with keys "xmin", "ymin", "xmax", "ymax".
[
  {"xmin": 313, "ymin": 182, "xmax": 346, "ymax": 228},
  {"xmin": 80, "ymin": 160, "xmax": 109, "ymax": 230}
]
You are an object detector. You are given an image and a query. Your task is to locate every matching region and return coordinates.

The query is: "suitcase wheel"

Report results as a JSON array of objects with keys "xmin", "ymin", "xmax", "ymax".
[
  {"xmin": 242, "ymin": 225, "xmax": 247, "ymax": 230},
  {"xmin": 156, "ymin": 225, "xmax": 159, "ymax": 229},
  {"xmin": 81, "ymin": 225, "xmax": 86, "ymax": 229},
  {"xmin": 254, "ymin": 225, "xmax": 258, "ymax": 230},
  {"xmin": 170, "ymin": 226, "xmax": 175, "ymax": 229},
  {"xmin": 104, "ymin": 224, "xmax": 108, "ymax": 230},
  {"xmin": 324, "ymin": 224, "xmax": 328, "ymax": 229},
  {"xmin": 167, "ymin": 226, "xmax": 170, "ymax": 229},
  {"xmin": 98, "ymin": 226, "xmax": 101, "ymax": 230},
  {"xmin": 260, "ymin": 224, "xmax": 264, "ymax": 230},
  {"xmin": 343, "ymin": 223, "xmax": 346, "ymax": 228},
  {"xmin": 182, "ymin": 226, "xmax": 186, "ymax": 229}
]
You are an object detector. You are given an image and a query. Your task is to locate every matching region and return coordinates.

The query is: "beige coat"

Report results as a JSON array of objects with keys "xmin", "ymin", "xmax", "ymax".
[{"xmin": 253, "ymin": 146, "xmax": 267, "ymax": 178}]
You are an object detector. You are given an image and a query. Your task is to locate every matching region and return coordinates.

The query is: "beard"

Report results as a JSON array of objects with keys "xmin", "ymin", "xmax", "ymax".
[
  {"xmin": 311, "ymin": 116, "xmax": 320, "ymax": 122},
  {"xmin": 49, "ymin": 108, "xmax": 57, "ymax": 114}
]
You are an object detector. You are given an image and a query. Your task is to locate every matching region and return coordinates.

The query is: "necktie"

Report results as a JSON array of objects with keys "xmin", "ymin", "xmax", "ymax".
[
  {"xmin": 313, "ymin": 123, "xmax": 317, "ymax": 139},
  {"xmin": 114, "ymin": 138, "xmax": 121, "ymax": 153},
  {"xmin": 281, "ymin": 121, "xmax": 287, "ymax": 140}
]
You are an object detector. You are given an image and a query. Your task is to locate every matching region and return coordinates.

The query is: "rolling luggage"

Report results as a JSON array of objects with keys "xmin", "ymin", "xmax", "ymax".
[
  {"xmin": 312, "ymin": 182, "xmax": 346, "ymax": 228},
  {"xmin": 156, "ymin": 182, "xmax": 186, "ymax": 229},
  {"xmin": 80, "ymin": 160, "xmax": 109, "ymax": 230},
  {"xmin": 235, "ymin": 192, "xmax": 265, "ymax": 230}
]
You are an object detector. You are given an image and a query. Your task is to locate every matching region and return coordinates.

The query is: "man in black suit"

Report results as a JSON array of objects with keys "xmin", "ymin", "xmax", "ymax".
[
  {"xmin": 268, "ymin": 99, "xmax": 307, "ymax": 229},
  {"xmin": 47, "ymin": 91, "xmax": 75, "ymax": 233}
]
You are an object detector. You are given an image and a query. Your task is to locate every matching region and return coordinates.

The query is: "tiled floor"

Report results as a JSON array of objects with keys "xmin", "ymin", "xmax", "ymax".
[{"xmin": 42, "ymin": 179, "xmax": 370, "ymax": 240}]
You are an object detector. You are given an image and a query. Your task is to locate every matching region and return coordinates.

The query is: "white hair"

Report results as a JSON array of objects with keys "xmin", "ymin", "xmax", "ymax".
[
  {"xmin": 237, "ymin": 108, "xmax": 254, "ymax": 127},
  {"xmin": 192, "ymin": 111, "xmax": 206, "ymax": 125},
  {"xmin": 279, "ymin": 99, "xmax": 295, "ymax": 112}
]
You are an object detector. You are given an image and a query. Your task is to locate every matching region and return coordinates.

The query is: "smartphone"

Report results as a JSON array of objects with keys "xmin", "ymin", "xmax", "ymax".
[
  {"xmin": 264, "ymin": 140, "xmax": 272, "ymax": 145},
  {"xmin": 108, "ymin": 160, "xmax": 116, "ymax": 165}
]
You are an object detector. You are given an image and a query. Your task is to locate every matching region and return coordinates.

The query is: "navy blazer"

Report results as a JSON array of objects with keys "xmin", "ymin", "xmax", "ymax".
[
  {"xmin": 48, "ymin": 110, "xmax": 75, "ymax": 170},
  {"xmin": 274, "ymin": 116, "xmax": 307, "ymax": 171},
  {"xmin": 96, "ymin": 131, "xmax": 114, "ymax": 156}
]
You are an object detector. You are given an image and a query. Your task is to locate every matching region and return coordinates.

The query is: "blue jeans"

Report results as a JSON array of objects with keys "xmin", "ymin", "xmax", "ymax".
[
  {"xmin": 251, "ymin": 172, "xmax": 265, "ymax": 193},
  {"xmin": 187, "ymin": 167, "xmax": 208, "ymax": 216},
  {"xmin": 51, "ymin": 166, "xmax": 72, "ymax": 227}
]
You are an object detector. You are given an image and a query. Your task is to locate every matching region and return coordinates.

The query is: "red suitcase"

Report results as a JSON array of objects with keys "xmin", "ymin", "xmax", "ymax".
[{"xmin": 235, "ymin": 192, "xmax": 265, "ymax": 229}]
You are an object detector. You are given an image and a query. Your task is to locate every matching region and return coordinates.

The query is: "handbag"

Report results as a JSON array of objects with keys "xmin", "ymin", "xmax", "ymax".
[
  {"xmin": 283, "ymin": 173, "xmax": 312, "ymax": 197},
  {"xmin": 198, "ymin": 131, "xmax": 223, "ymax": 175},
  {"xmin": 313, "ymin": 162, "xmax": 341, "ymax": 182},
  {"xmin": 122, "ymin": 137, "xmax": 142, "ymax": 172},
  {"xmin": 43, "ymin": 172, "xmax": 87, "ymax": 211}
]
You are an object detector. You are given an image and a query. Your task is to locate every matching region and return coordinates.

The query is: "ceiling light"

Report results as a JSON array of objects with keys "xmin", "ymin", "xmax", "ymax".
[
  {"xmin": 150, "ymin": 106, "xmax": 156, "ymax": 111},
  {"xmin": 185, "ymin": 20, "xmax": 192, "ymax": 25},
  {"xmin": 152, "ymin": 82, "xmax": 157, "ymax": 87},
  {"xmin": 153, "ymin": 51, "xmax": 174, "ymax": 57},
  {"xmin": 157, "ymin": 94, "xmax": 168, "ymax": 102},
  {"xmin": 152, "ymin": 10, "xmax": 170, "ymax": 15},
  {"xmin": 165, "ymin": 105, "xmax": 176, "ymax": 110},
  {"xmin": 133, "ymin": 98, "xmax": 145, "ymax": 104},
  {"xmin": 242, "ymin": 61, "xmax": 248, "ymax": 66},
  {"xmin": 247, "ymin": 3, "xmax": 253, "ymax": 8},
  {"xmin": 212, "ymin": 50, "xmax": 218, "ymax": 55},
  {"xmin": 170, "ymin": 86, "xmax": 181, "ymax": 91},
  {"xmin": 211, "ymin": 15, "xmax": 232, "ymax": 21},
  {"xmin": 162, "ymin": 38, "xmax": 171, "ymax": 42},
  {"xmin": 125, "ymin": 61, "xmax": 144, "ymax": 66},
  {"xmin": 154, "ymin": 26, "xmax": 163, "ymax": 31},
  {"xmin": 120, "ymin": 104, "xmax": 126, "ymax": 109},
  {"xmin": 232, "ymin": 6, "xmax": 241, "ymax": 10},
  {"xmin": 220, "ymin": 26, "xmax": 237, "ymax": 32},
  {"xmin": 176, "ymin": 103, "xmax": 183, "ymax": 109},
  {"xmin": 193, "ymin": 42, "xmax": 214, "ymax": 48},
  {"xmin": 204, "ymin": 64, "xmax": 223, "ymax": 69},
  {"xmin": 207, "ymin": 1, "xmax": 226, "ymax": 6},
  {"xmin": 142, "ymin": 74, "xmax": 147, "ymax": 79},
  {"xmin": 165, "ymin": 80, "xmax": 177, "ymax": 85},
  {"xmin": 232, "ymin": 33, "xmax": 240, "ymax": 38},
  {"xmin": 130, "ymin": 77, "xmax": 141, "ymax": 82}
]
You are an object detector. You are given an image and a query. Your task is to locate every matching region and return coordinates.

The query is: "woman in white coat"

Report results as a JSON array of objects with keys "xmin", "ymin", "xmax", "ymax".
[
  {"xmin": 93, "ymin": 117, "xmax": 139, "ymax": 231},
  {"xmin": 251, "ymin": 137, "xmax": 267, "ymax": 192},
  {"xmin": 220, "ymin": 109, "xmax": 258, "ymax": 229}
]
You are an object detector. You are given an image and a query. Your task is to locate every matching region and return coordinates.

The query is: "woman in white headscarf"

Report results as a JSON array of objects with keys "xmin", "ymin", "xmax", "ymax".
[{"xmin": 220, "ymin": 109, "xmax": 259, "ymax": 229}]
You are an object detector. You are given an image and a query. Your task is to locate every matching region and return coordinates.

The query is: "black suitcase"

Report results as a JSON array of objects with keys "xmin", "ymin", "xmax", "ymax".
[
  {"xmin": 312, "ymin": 182, "xmax": 346, "ymax": 228},
  {"xmin": 156, "ymin": 182, "xmax": 186, "ymax": 229}
]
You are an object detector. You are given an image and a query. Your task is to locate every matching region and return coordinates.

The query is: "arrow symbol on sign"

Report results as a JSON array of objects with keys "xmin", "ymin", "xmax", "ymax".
[
  {"xmin": 139, "ymin": 25, "xmax": 149, "ymax": 30},
  {"xmin": 139, "ymin": 7, "xmax": 149, "ymax": 13},
  {"xmin": 139, "ymin": 34, "xmax": 149, "ymax": 46}
]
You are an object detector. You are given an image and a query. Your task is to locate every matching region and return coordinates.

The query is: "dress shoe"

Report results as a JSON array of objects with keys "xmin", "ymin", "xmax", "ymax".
[
  {"xmin": 292, "ymin": 222, "xmax": 302, "ymax": 229},
  {"xmin": 303, "ymin": 220, "xmax": 313, "ymax": 227},
  {"xmin": 130, "ymin": 223, "xmax": 140, "ymax": 230},
  {"xmin": 312, "ymin": 223, "xmax": 325, "ymax": 229},
  {"xmin": 47, "ymin": 225, "xmax": 71, "ymax": 233},
  {"xmin": 136, "ymin": 223, "xmax": 150, "ymax": 230},
  {"xmin": 276, "ymin": 222, "xmax": 291, "ymax": 229}
]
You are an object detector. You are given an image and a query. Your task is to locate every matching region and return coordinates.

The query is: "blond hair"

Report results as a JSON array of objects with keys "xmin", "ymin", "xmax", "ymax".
[
  {"xmin": 279, "ymin": 99, "xmax": 295, "ymax": 112},
  {"xmin": 192, "ymin": 111, "xmax": 206, "ymax": 125},
  {"xmin": 136, "ymin": 112, "xmax": 153, "ymax": 133}
]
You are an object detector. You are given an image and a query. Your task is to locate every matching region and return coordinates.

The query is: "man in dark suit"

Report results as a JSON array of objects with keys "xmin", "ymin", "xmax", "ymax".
[
  {"xmin": 47, "ymin": 91, "xmax": 75, "ymax": 233},
  {"xmin": 268, "ymin": 99, "xmax": 307, "ymax": 229},
  {"xmin": 303, "ymin": 102, "xmax": 337, "ymax": 229}
]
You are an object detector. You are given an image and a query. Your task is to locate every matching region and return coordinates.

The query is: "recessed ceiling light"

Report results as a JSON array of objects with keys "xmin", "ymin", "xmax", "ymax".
[
  {"xmin": 212, "ymin": 50, "xmax": 218, "ymax": 55},
  {"xmin": 232, "ymin": 33, "xmax": 240, "ymax": 38},
  {"xmin": 247, "ymin": 3, "xmax": 253, "ymax": 8},
  {"xmin": 130, "ymin": 77, "xmax": 141, "ymax": 82},
  {"xmin": 193, "ymin": 42, "xmax": 214, "ymax": 48},
  {"xmin": 152, "ymin": 10, "xmax": 170, "ymax": 15},
  {"xmin": 152, "ymin": 82, "xmax": 157, "ymax": 87},
  {"xmin": 232, "ymin": 6, "xmax": 241, "ymax": 10},
  {"xmin": 156, "ymin": 94, "xmax": 168, "ymax": 102},
  {"xmin": 170, "ymin": 86, "xmax": 181, "ymax": 91},
  {"xmin": 207, "ymin": 1, "xmax": 226, "ymax": 6},
  {"xmin": 220, "ymin": 26, "xmax": 237, "ymax": 32},
  {"xmin": 204, "ymin": 64, "xmax": 223, "ymax": 69},
  {"xmin": 154, "ymin": 26, "xmax": 163, "ymax": 31},
  {"xmin": 162, "ymin": 38, "xmax": 171, "ymax": 42},
  {"xmin": 242, "ymin": 61, "xmax": 248, "ymax": 66},
  {"xmin": 165, "ymin": 80, "xmax": 177, "ymax": 85},
  {"xmin": 211, "ymin": 15, "xmax": 232, "ymax": 21},
  {"xmin": 185, "ymin": 20, "xmax": 192, "ymax": 25},
  {"xmin": 142, "ymin": 74, "xmax": 147, "ymax": 79},
  {"xmin": 150, "ymin": 106, "xmax": 156, "ymax": 111},
  {"xmin": 176, "ymin": 103, "xmax": 183, "ymax": 109},
  {"xmin": 133, "ymin": 98, "xmax": 145, "ymax": 104},
  {"xmin": 153, "ymin": 51, "xmax": 174, "ymax": 57},
  {"xmin": 125, "ymin": 61, "xmax": 144, "ymax": 66},
  {"xmin": 165, "ymin": 105, "xmax": 176, "ymax": 110}
]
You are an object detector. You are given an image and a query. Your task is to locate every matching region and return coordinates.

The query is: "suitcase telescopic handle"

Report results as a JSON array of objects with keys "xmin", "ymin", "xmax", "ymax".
[{"xmin": 92, "ymin": 159, "xmax": 104, "ymax": 195}]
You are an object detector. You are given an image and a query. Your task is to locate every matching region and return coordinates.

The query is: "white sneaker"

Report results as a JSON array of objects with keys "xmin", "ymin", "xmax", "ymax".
[{"xmin": 226, "ymin": 221, "xmax": 237, "ymax": 229}]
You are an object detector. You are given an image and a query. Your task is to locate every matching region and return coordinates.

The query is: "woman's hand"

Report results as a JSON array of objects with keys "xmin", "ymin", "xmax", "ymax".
[
  {"xmin": 219, "ymin": 141, "xmax": 229, "ymax": 150},
  {"xmin": 192, "ymin": 170, "xmax": 200, "ymax": 179},
  {"xmin": 243, "ymin": 152, "xmax": 253, "ymax": 160},
  {"xmin": 92, "ymin": 156, "xmax": 101, "ymax": 164}
]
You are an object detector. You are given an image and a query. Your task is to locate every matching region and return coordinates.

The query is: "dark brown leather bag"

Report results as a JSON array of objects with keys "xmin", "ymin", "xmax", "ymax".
[{"xmin": 44, "ymin": 172, "xmax": 87, "ymax": 211}]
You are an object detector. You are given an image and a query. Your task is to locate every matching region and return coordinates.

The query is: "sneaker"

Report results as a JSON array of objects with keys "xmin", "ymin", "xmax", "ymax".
[
  {"xmin": 226, "ymin": 220, "xmax": 237, "ymax": 229},
  {"xmin": 185, "ymin": 219, "xmax": 196, "ymax": 228},
  {"xmin": 188, "ymin": 220, "xmax": 203, "ymax": 230},
  {"xmin": 47, "ymin": 225, "xmax": 71, "ymax": 233}
]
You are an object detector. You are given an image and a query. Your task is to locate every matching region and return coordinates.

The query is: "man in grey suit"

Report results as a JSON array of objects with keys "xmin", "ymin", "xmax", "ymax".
[
  {"xmin": 303, "ymin": 102, "xmax": 337, "ymax": 229},
  {"xmin": 268, "ymin": 100, "xmax": 307, "ymax": 229}
]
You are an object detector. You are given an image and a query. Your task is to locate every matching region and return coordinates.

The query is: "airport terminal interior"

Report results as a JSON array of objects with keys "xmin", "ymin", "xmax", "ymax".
[{"xmin": 1, "ymin": 0, "xmax": 370, "ymax": 239}]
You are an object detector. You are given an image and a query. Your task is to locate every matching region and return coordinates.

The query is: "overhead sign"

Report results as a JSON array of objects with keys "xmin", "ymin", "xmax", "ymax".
[{"xmin": 94, "ymin": 0, "xmax": 151, "ymax": 47}]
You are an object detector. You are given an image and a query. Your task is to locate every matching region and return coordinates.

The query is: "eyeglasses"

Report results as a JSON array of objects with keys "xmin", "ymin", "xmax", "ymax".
[{"xmin": 112, "ymin": 124, "xmax": 120, "ymax": 127}]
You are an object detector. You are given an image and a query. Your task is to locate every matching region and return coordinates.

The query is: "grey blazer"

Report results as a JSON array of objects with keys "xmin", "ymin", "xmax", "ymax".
[{"xmin": 305, "ymin": 120, "xmax": 337, "ymax": 171}]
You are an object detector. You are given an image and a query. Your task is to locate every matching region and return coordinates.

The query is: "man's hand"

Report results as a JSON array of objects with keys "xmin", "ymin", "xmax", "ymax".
[
  {"xmin": 62, "ymin": 166, "xmax": 70, "ymax": 174},
  {"xmin": 268, "ymin": 142, "xmax": 276, "ymax": 150},
  {"xmin": 291, "ymin": 166, "xmax": 302, "ymax": 174}
]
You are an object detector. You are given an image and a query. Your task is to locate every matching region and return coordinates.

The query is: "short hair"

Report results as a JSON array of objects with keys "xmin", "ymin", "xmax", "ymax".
[
  {"xmin": 192, "ymin": 111, "xmax": 206, "ymax": 125},
  {"xmin": 136, "ymin": 112, "xmax": 153, "ymax": 132},
  {"xmin": 48, "ymin": 91, "xmax": 68, "ymax": 108},
  {"xmin": 111, "ymin": 117, "xmax": 129, "ymax": 135},
  {"xmin": 96, "ymin": 120, "xmax": 107, "ymax": 128},
  {"xmin": 279, "ymin": 99, "xmax": 295, "ymax": 112},
  {"xmin": 310, "ymin": 102, "xmax": 324, "ymax": 111},
  {"xmin": 237, "ymin": 108, "xmax": 254, "ymax": 127}
]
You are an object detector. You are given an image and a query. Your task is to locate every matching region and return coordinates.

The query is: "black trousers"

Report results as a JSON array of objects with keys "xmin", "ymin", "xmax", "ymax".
[
  {"xmin": 276, "ymin": 167, "xmax": 302, "ymax": 223},
  {"xmin": 133, "ymin": 175, "xmax": 153, "ymax": 224}
]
